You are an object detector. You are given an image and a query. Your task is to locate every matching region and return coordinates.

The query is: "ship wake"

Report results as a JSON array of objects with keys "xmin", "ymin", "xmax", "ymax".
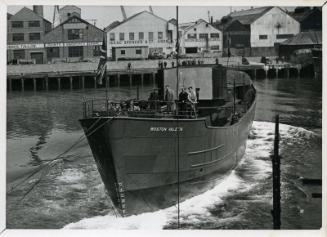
[{"xmin": 63, "ymin": 121, "xmax": 318, "ymax": 229}]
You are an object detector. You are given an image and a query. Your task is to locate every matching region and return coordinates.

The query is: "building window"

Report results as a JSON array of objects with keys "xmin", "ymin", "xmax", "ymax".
[
  {"xmin": 68, "ymin": 29, "xmax": 83, "ymax": 40},
  {"xmin": 29, "ymin": 33, "xmax": 41, "ymax": 41},
  {"xmin": 276, "ymin": 34, "xmax": 294, "ymax": 39},
  {"xmin": 199, "ymin": 33, "xmax": 208, "ymax": 39},
  {"xmin": 158, "ymin": 32, "xmax": 163, "ymax": 40},
  {"xmin": 28, "ymin": 21, "xmax": 40, "ymax": 27},
  {"xmin": 210, "ymin": 45, "xmax": 219, "ymax": 50},
  {"xmin": 110, "ymin": 33, "xmax": 115, "ymax": 41},
  {"xmin": 12, "ymin": 33, "xmax": 24, "ymax": 42},
  {"xmin": 12, "ymin": 21, "xmax": 23, "ymax": 28},
  {"xmin": 210, "ymin": 33, "xmax": 219, "ymax": 38},
  {"xmin": 68, "ymin": 46, "xmax": 83, "ymax": 57},
  {"xmin": 129, "ymin": 32, "xmax": 134, "ymax": 40},
  {"xmin": 13, "ymin": 49, "xmax": 25, "ymax": 59},
  {"xmin": 187, "ymin": 33, "xmax": 197, "ymax": 39},
  {"xmin": 259, "ymin": 35, "xmax": 268, "ymax": 40},
  {"xmin": 121, "ymin": 50, "xmax": 125, "ymax": 55},
  {"xmin": 139, "ymin": 32, "xmax": 144, "ymax": 40},
  {"xmin": 119, "ymin": 33, "xmax": 124, "ymax": 41},
  {"xmin": 148, "ymin": 32, "xmax": 153, "ymax": 42},
  {"xmin": 47, "ymin": 47, "xmax": 60, "ymax": 58},
  {"xmin": 93, "ymin": 46, "xmax": 101, "ymax": 56},
  {"xmin": 136, "ymin": 49, "xmax": 142, "ymax": 54}
]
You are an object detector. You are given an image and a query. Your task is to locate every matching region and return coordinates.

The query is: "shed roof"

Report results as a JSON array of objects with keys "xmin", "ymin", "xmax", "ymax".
[
  {"xmin": 105, "ymin": 11, "xmax": 169, "ymax": 32},
  {"xmin": 11, "ymin": 7, "xmax": 51, "ymax": 24},
  {"xmin": 280, "ymin": 31, "xmax": 322, "ymax": 45},
  {"xmin": 228, "ymin": 6, "xmax": 274, "ymax": 25}
]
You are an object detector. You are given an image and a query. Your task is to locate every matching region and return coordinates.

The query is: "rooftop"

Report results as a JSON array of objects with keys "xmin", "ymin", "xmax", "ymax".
[{"xmin": 281, "ymin": 31, "xmax": 322, "ymax": 45}]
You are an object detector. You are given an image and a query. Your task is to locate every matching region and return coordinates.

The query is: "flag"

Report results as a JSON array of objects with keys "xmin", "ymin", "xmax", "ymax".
[{"xmin": 95, "ymin": 35, "xmax": 107, "ymax": 85}]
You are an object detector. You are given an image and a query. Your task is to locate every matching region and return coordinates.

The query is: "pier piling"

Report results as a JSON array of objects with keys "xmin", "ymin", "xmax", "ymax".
[
  {"xmin": 45, "ymin": 76, "xmax": 49, "ymax": 91},
  {"xmin": 33, "ymin": 78, "xmax": 36, "ymax": 91}
]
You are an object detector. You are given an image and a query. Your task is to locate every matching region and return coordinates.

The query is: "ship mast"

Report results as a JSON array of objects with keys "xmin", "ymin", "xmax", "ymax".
[{"xmin": 176, "ymin": 5, "xmax": 180, "ymax": 229}]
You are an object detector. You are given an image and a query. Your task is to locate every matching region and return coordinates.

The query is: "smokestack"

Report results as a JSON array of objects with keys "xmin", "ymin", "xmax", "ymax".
[
  {"xmin": 210, "ymin": 16, "xmax": 213, "ymax": 24},
  {"xmin": 33, "ymin": 5, "xmax": 44, "ymax": 17}
]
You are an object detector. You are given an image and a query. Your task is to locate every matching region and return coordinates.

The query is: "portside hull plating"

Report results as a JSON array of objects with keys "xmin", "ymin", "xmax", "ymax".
[{"xmin": 80, "ymin": 101, "xmax": 256, "ymax": 216}]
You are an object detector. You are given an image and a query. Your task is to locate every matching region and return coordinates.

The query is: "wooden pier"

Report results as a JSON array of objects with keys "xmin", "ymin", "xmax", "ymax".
[{"xmin": 7, "ymin": 59, "xmax": 308, "ymax": 92}]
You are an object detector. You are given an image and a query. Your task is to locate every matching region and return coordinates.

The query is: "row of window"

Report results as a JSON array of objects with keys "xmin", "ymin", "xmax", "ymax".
[
  {"xmin": 119, "ymin": 49, "xmax": 143, "ymax": 55},
  {"xmin": 14, "ymin": 46, "xmax": 102, "ymax": 59},
  {"xmin": 259, "ymin": 34, "xmax": 294, "ymax": 40},
  {"xmin": 12, "ymin": 32, "xmax": 41, "ymax": 41},
  {"xmin": 110, "ymin": 32, "xmax": 164, "ymax": 41},
  {"xmin": 187, "ymin": 33, "xmax": 220, "ymax": 39},
  {"xmin": 11, "ymin": 29, "xmax": 86, "ymax": 42},
  {"xmin": 11, "ymin": 21, "xmax": 40, "ymax": 28}
]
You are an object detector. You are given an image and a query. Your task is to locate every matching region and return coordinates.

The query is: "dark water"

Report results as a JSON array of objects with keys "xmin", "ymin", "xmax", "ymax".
[{"xmin": 6, "ymin": 77, "xmax": 322, "ymax": 229}]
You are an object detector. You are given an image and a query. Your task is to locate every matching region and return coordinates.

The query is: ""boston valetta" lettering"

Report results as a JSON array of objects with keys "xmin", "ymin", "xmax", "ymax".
[{"xmin": 150, "ymin": 127, "xmax": 183, "ymax": 132}]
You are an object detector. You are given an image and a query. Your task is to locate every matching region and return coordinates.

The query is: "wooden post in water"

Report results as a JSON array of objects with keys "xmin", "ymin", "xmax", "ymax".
[
  {"xmin": 45, "ymin": 76, "xmax": 49, "ymax": 91},
  {"xmin": 8, "ymin": 79, "xmax": 12, "ymax": 91},
  {"xmin": 117, "ymin": 74, "xmax": 120, "ymax": 87},
  {"xmin": 70, "ymin": 76, "xmax": 73, "ymax": 90},
  {"xmin": 57, "ymin": 77, "xmax": 61, "ymax": 90},
  {"xmin": 271, "ymin": 114, "xmax": 281, "ymax": 229},
  {"xmin": 33, "ymin": 78, "xmax": 36, "ymax": 91},
  {"xmin": 129, "ymin": 74, "xmax": 132, "ymax": 89},
  {"xmin": 81, "ymin": 76, "xmax": 85, "ymax": 90},
  {"xmin": 94, "ymin": 76, "xmax": 97, "ymax": 89},
  {"xmin": 152, "ymin": 72, "xmax": 156, "ymax": 88},
  {"xmin": 141, "ymin": 73, "xmax": 144, "ymax": 88},
  {"xmin": 21, "ymin": 78, "xmax": 24, "ymax": 92}
]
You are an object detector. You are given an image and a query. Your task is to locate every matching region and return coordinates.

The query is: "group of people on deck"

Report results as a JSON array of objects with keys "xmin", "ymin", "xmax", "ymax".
[
  {"xmin": 164, "ymin": 85, "xmax": 197, "ymax": 116},
  {"xmin": 147, "ymin": 84, "xmax": 198, "ymax": 115}
]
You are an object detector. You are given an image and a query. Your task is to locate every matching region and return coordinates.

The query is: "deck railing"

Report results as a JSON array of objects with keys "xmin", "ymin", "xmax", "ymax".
[{"xmin": 82, "ymin": 99, "xmax": 200, "ymax": 119}]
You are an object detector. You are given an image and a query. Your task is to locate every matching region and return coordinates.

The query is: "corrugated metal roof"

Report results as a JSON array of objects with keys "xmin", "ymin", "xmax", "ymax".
[
  {"xmin": 229, "ymin": 7, "xmax": 274, "ymax": 25},
  {"xmin": 280, "ymin": 31, "xmax": 322, "ymax": 45},
  {"xmin": 229, "ymin": 6, "xmax": 272, "ymax": 17}
]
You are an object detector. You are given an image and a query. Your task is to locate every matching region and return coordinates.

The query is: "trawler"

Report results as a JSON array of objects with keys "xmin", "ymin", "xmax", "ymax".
[{"xmin": 79, "ymin": 64, "xmax": 256, "ymax": 216}]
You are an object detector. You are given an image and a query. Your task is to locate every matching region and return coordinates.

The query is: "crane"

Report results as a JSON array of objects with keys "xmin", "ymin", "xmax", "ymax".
[{"xmin": 120, "ymin": 6, "xmax": 127, "ymax": 20}]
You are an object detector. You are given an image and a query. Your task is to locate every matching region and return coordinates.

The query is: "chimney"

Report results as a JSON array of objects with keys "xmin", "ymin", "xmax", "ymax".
[{"xmin": 33, "ymin": 5, "xmax": 44, "ymax": 17}]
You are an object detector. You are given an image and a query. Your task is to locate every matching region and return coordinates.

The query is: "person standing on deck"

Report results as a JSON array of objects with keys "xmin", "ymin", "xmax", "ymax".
[
  {"xmin": 165, "ymin": 85, "xmax": 175, "ymax": 112},
  {"xmin": 187, "ymin": 86, "xmax": 197, "ymax": 116},
  {"xmin": 178, "ymin": 87, "xmax": 188, "ymax": 115}
]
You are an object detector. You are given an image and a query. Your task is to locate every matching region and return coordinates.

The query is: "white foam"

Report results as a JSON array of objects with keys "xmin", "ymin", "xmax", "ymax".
[{"xmin": 56, "ymin": 168, "xmax": 85, "ymax": 183}]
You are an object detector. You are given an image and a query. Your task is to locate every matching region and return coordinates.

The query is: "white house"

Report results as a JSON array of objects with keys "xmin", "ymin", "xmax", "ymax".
[
  {"xmin": 105, "ymin": 11, "xmax": 176, "ymax": 60},
  {"xmin": 179, "ymin": 19, "xmax": 223, "ymax": 54}
]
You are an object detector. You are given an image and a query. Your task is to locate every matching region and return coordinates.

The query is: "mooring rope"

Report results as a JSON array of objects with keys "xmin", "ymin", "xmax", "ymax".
[{"xmin": 7, "ymin": 116, "xmax": 115, "ymax": 196}]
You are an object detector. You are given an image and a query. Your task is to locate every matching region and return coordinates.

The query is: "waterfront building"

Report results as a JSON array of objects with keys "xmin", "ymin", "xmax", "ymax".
[
  {"xmin": 178, "ymin": 19, "xmax": 222, "ymax": 55},
  {"xmin": 105, "ymin": 11, "xmax": 177, "ymax": 60},
  {"xmin": 279, "ymin": 31, "xmax": 322, "ymax": 57},
  {"xmin": 219, "ymin": 7, "xmax": 300, "ymax": 56},
  {"xmin": 43, "ymin": 15, "xmax": 104, "ymax": 63},
  {"xmin": 7, "ymin": 6, "xmax": 52, "ymax": 64},
  {"xmin": 289, "ymin": 7, "xmax": 322, "ymax": 32}
]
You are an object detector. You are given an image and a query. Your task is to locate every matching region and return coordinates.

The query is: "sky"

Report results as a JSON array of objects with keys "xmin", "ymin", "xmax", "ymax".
[{"xmin": 7, "ymin": 5, "xmax": 296, "ymax": 29}]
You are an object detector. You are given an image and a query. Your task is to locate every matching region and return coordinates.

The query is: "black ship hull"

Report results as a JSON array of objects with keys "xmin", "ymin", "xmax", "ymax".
[{"xmin": 79, "ymin": 99, "xmax": 256, "ymax": 216}]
